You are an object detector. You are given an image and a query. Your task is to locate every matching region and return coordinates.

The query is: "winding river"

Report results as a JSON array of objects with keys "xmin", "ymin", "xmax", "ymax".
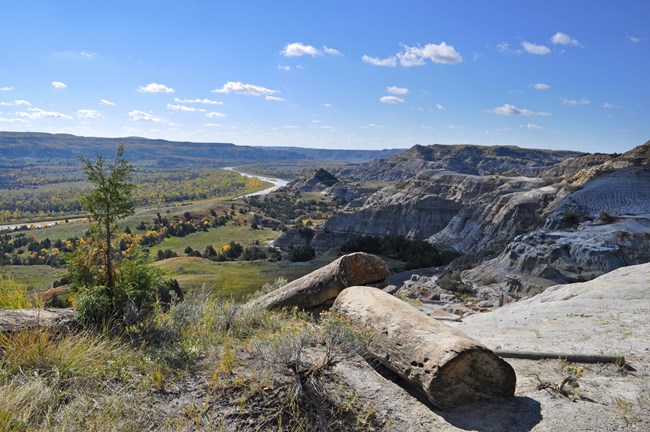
[{"xmin": 0, "ymin": 169, "xmax": 288, "ymax": 232}]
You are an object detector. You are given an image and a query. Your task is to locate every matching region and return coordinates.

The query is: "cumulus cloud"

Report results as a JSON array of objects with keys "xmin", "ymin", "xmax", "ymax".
[
  {"xmin": 396, "ymin": 42, "xmax": 462, "ymax": 66},
  {"xmin": 560, "ymin": 98, "xmax": 591, "ymax": 106},
  {"xmin": 51, "ymin": 81, "xmax": 67, "ymax": 89},
  {"xmin": 0, "ymin": 100, "xmax": 31, "ymax": 106},
  {"xmin": 522, "ymin": 41, "xmax": 551, "ymax": 55},
  {"xmin": 0, "ymin": 86, "xmax": 14, "ymax": 91},
  {"xmin": 603, "ymin": 102, "xmax": 622, "ymax": 109},
  {"xmin": 265, "ymin": 96, "xmax": 286, "ymax": 102},
  {"xmin": 488, "ymin": 104, "xmax": 550, "ymax": 116},
  {"xmin": 167, "ymin": 104, "xmax": 205, "ymax": 112},
  {"xmin": 211, "ymin": 81, "xmax": 277, "ymax": 96},
  {"xmin": 283, "ymin": 42, "xmax": 320, "ymax": 57},
  {"xmin": 435, "ymin": 104, "xmax": 446, "ymax": 111},
  {"xmin": 361, "ymin": 55, "xmax": 397, "ymax": 67},
  {"xmin": 323, "ymin": 103, "xmax": 333, "ymax": 108},
  {"xmin": 551, "ymin": 32, "xmax": 579, "ymax": 46},
  {"xmin": 282, "ymin": 42, "xmax": 342, "ymax": 57},
  {"xmin": 532, "ymin": 83, "xmax": 551, "ymax": 90},
  {"xmin": 77, "ymin": 109, "xmax": 102, "ymax": 119},
  {"xmin": 128, "ymin": 110, "xmax": 167, "ymax": 122},
  {"xmin": 387, "ymin": 86, "xmax": 408, "ymax": 95},
  {"xmin": 521, "ymin": 123, "xmax": 543, "ymax": 130},
  {"xmin": 174, "ymin": 98, "xmax": 222, "ymax": 105},
  {"xmin": 364, "ymin": 42, "xmax": 461, "ymax": 67},
  {"xmin": 277, "ymin": 65, "xmax": 291, "ymax": 71},
  {"xmin": 206, "ymin": 111, "xmax": 226, "ymax": 119},
  {"xmin": 380, "ymin": 96, "xmax": 405, "ymax": 104},
  {"xmin": 99, "ymin": 98, "xmax": 116, "ymax": 106},
  {"xmin": 137, "ymin": 83, "xmax": 175, "ymax": 93},
  {"xmin": 323, "ymin": 46, "xmax": 342, "ymax": 56},
  {"xmin": 17, "ymin": 107, "xmax": 73, "ymax": 119}
]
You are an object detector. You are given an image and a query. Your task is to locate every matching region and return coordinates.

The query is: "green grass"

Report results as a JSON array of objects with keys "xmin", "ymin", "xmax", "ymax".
[
  {"xmin": 148, "ymin": 224, "xmax": 279, "ymax": 256},
  {"xmin": 0, "ymin": 265, "xmax": 64, "ymax": 292},
  {"xmin": 154, "ymin": 251, "xmax": 337, "ymax": 299}
]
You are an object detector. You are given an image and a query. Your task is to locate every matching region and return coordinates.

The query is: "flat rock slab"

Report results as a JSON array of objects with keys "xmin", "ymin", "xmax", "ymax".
[
  {"xmin": 0, "ymin": 308, "xmax": 77, "ymax": 333},
  {"xmin": 247, "ymin": 252, "xmax": 389, "ymax": 310},
  {"xmin": 333, "ymin": 286, "xmax": 516, "ymax": 410}
]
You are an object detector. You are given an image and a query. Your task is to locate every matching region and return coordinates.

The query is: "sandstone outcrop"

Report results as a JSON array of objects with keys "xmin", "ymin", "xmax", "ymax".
[
  {"xmin": 0, "ymin": 308, "xmax": 77, "ymax": 333},
  {"xmin": 332, "ymin": 286, "xmax": 516, "ymax": 410},
  {"xmin": 247, "ymin": 252, "xmax": 389, "ymax": 310}
]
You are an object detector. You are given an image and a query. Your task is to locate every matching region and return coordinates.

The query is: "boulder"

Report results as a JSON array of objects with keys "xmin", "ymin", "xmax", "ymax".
[
  {"xmin": 332, "ymin": 286, "xmax": 516, "ymax": 410},
  {"xmin": 0, "ymin": 308, "xmax": 77, "ymax": 334},
  {"xmin": 247, "ymin": 252, "xmax": 389, "ymax": 310}
]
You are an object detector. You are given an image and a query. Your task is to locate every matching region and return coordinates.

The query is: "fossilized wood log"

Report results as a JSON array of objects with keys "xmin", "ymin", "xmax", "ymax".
[
  {"xmin": 495, "ymin": 350, "xmax": 626, "ymax": 365},
  {"xmin": 302, "ymin": 349, "xmax": 452, "ymax": 432},
  {"xmin": 332, "ymin": 286, "xmax": 516, "ymax": 410},
  {"xmin": 247, "ymin": 252, "xmax": 389, "ymax": 310},
  {"xmin": 0, "ymin": 308, "xmax": 78, "ymax": 334}
]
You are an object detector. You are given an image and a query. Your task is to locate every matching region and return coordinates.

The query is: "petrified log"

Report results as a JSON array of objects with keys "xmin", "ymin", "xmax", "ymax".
[
  {"xmin": 332, "ymin": 286, "xmax": 516, "ymax": 410},
  {"xmin": 247, "ymin": 252, "xmax": 389, "ymax": 310},
  {"xmin": 495, "ymin": 350, "xmax": 626, "ymax": 365},
  {"xmin": 0, "ymin": 308, "xmax": 77, "ymax": 334}
]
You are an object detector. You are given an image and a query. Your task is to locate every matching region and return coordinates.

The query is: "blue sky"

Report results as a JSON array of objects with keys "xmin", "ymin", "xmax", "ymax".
[{"xmin": 0, "ymin": 1, "xmax": 648, "ymax": 153}]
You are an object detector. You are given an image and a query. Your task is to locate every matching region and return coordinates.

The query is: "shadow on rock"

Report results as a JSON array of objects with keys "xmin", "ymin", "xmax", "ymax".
[{"xmin": 440, "ymin": 396, "xmax": 542, "ymax": 432}]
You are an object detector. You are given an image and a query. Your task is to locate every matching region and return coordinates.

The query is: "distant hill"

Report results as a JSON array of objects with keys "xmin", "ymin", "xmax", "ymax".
[
  {"xmin": 0, "ymin": 132, "xmax": 401, "ymax": 167},
  {"xmin": 339, "ymin": 143, "xmax": 585, "ymax": 181}
]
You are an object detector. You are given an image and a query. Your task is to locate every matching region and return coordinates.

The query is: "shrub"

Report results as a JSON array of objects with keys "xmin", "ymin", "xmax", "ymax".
[
  {"xmin": 0, "ymin": 276, "xmax": 41, "ymax": 309},
  {"xmin": 437, "ymin": 271, "xmax": 474, "ymax": 294},
  {"xmin": 599, "ymin": 211, "xmax": 615, "ymax": 224},
  {"xmin": 289, "ymin": 245, "xmax": 316, "ymax": 262}
]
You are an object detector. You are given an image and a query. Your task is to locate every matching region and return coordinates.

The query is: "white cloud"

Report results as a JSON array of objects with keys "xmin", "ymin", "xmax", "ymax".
[
  {"xmin": 265, "ymin": 95, "xmax": 286, "ymax": 102},
  {"xmin": 521, "ymin": 123, "xmax": 543, "ymax": 130},
  {"xmin": 128, "ymin": 110, "xmax": 167, "ymax": 122},
  {"xmin": 17, "ymin": 107, "xmax": 72, "ymax": 119},
  {"xmin": 396, "ymin": 42, "xmax": 463, "ymax": 66},
  {"xmin": 99, "ymin": 98, "xmax": 116, "ymax": 106},
  {"xmin": 0, "ymin": 100, "xmax": 31, "ymax": 106},
  {"xmin": 51, "ymin": 81, "xmax": 67, "ymax": 89},
  {"xmin": 323, "ymin": 103, "xmax": 333, "ymax": 108},
  {"xmin": 174, "ymin": 97, "xmax": 222, "ymax": 105},
  {"xmin": 522, "ymin": 41, "xmax": 551, "ymax": 55},
  {"xmin": 277, "ymin": 65, "xmax": 291, "ymax": 72},
  {"xmin": 323, "ymin": 46, "xmax": 342, "ymax": 56},
  {"xmin": 488, "ymin": 104, "xmax": 551, "ymax": 116},
  {"xmin": 137, "ymin": 83, "xmax": 175, "ymax": 93},
  {"xmin": 551, "ymin": 32, "xmax": 579, "ymax": 46},
  {"xmin": 206, "ymin": 111, "xmax": 226, "ymax": 119},
  {"xmin": 362, "ymin": 55, "xmax": 397, "ymax": 67},
  {"xmin": 282, "ymin": 42, "xmax": 342, "ymax": 57},
  {"xmin": 603, "ymin": 102, "xmax": 622, "ymax": 109},
  {"xmin": 204, "ymin": 123, "xmax": 221, "ymax": 127},
  {"xmin": 80, "ymin": 51, "xmax": 96, "ymax": 58},
  {"xmin": 211, "ymin": 81, "xmax": 277, "ymax": 96},
  {"xmin": 363, "ymin": 123, "xmax": 384, "ymax": 129},
  {"xmin": 532, "ymin": 83, "xmax": 551, "ymax": 90},
  {"xmin": 435, "ymin": 104, "xmax": 446, "ymax": 111},
  {"xmin": 0, "ymin": 86, "xmax": 14, "ymax": 91},
  {"xmin": 629, "ymin": 36, "xmax": 644, "ymax": 43},
  {"xmin": 387, "ymin": 86, "xmax": 408, "ymax": 95},
  {"xmin": 77, "ymin": 109, "xmax": 101, "ymax": 119},
  {"xmin": 283, "ymin": 42, "xmax": 319, "ymax": 57},
  {"xmin": 560, "ymin": 98, "xmax": 591, "ymax": 106},
  {"xmin": 167, "ymin": 104, "xmax": 205, "ymax": 112},
  {"xmin": 496, "ymin": 42, "xmax": 512, "ymax": 53},
  {"xmin": 380, "ymin": 96, "xmax": 405, "ymax": 104},
  {"xmin": 0, "ymin": 117, "xmax": 27, "ymax": 123}
]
